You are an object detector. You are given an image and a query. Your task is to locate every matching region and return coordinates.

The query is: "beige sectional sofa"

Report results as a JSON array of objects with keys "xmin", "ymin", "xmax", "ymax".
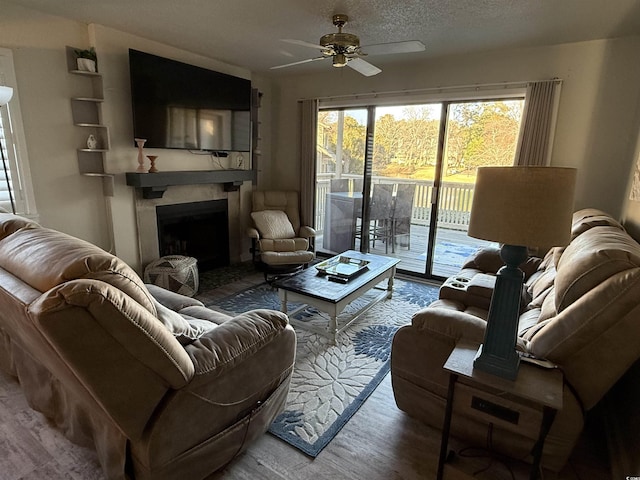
[
  {"xmin": 391, "ymin": 208, "xmax": 640, "ymax": 472},
  {"xmin": 0, "ymin": 212, "xmax": 296, "ymax": 479}
]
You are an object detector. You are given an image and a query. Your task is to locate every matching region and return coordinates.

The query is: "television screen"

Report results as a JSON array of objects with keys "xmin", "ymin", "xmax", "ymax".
[{"xmin": 128, "ymin": 49, "xmax": 251, "ymax": 152}]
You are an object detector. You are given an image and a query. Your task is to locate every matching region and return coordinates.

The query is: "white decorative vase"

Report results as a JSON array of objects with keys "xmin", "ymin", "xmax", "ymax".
[
  {"xmin": 77, "ymin": 58, "xmax": 96, "ymax": 73},
  {"xmin": 135, "ymin": 138, "xmax": 147, "ymax": 172},
  {"xmin": 86, "ymin": 134, "xmax": 98, "ymax": 149}
]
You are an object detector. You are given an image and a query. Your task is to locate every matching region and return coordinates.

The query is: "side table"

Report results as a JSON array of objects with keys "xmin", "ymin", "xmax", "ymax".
[{"xmin": 436, "ymin": 341, "xmax": 563, "ymax": 480}]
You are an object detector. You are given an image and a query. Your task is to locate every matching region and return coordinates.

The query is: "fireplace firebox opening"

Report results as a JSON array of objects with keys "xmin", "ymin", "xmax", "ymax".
[{"xmin": 156, "ymin": 200, "xmax": 229, "ymax": 272}]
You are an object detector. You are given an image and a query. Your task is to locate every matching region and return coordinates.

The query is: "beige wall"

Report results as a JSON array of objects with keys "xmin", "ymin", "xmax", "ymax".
[
  {"xmin": 0, "ymin": 3, "xmax": 103, "ymax": 242},
  {"xmin": 270, "ymin": 36, "xmax": 640, "ymax": 219},
  {"xmin": 0, "ymin": 3, "xmax": 262, "ymax": 271},
  {"xmin": 90, "ymin": 25, "xmax": 256, "ymax": 270},
  {"xmin": 3, "ymin": 0, "xmax": 640, "ymax": 267}
]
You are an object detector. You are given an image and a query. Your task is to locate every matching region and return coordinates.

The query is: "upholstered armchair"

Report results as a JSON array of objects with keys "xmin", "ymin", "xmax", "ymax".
[{"xmin": 247, "ymin": 190, "xmax": 316, "ymax": 281}]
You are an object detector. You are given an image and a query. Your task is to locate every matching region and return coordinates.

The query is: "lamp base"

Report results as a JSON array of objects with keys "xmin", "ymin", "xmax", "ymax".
[
  {"xmin": 474, "ymin": 344, "xmax": 520, "ymax": 380},
  {"xmin": 472, "ymin": 244, "xmax": 528, "ymax": 381}
]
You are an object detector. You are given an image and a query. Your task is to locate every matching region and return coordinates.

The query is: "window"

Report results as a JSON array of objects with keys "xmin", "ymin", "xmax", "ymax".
[
  {"xmin": 0, "ymin": 111, "xmax": 14, "ymax": 212},
  {"xmin": 315, "ymin": 89, "xmax": 526, "ymax": 279},
  {"xmin": 0, "ymin": 48, "xmax": 37, "ymax": 218}
]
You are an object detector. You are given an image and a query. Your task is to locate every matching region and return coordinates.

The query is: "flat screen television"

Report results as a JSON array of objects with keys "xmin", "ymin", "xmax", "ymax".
[{"xmin": 128, "ymin": 49, "xmax": 251, "ymax": 152}]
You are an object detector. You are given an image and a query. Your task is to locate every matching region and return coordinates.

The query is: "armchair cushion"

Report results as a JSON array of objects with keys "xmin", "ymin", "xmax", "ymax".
[
  {"xmin": 261, "ymin": 250, "xmax": 314, "ymax": 266},
  {"xmin": 251, "ymin": 210, "xmax": 296, "ymax": 239},
  {"xmin": 260, "ymin": 237, "xmax": 309, "ymax": 252}
]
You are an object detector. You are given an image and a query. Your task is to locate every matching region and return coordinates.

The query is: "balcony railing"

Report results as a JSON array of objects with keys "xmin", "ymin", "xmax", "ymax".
[{"xmin": 315, "ymin": 173, "xmax": 474, "ymax": 234}]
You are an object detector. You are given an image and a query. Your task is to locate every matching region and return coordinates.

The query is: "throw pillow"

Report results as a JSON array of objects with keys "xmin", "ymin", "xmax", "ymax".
[
  {"xmin": 251, "ymin": 210, "xmax": 296, "ymax": 239},
  {"xmin": 153, "ymin": 299, "xmax": 207, "ymax": 345}
]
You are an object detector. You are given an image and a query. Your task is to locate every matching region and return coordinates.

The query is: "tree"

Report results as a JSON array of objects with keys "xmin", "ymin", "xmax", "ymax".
[
  {"xmin": 317, "ymin": 100, "xmax": 524, "ymax": 180},
  {"xmin": 446, "ymin": 100, "xmax": 523, "ymax": 173}
]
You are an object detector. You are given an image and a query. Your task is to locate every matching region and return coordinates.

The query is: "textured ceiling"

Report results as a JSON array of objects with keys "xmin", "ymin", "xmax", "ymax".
[{"xmin": 7, "ymin": 0, "xmax": 640, "ymax": 76}]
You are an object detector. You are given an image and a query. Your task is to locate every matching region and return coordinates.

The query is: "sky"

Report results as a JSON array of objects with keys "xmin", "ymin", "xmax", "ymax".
[{"xmin": 345, "ymin": 104, "xmax": 442, "ymax": 125}]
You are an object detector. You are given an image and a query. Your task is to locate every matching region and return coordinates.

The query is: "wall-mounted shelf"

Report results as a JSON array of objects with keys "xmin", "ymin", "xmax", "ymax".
[
  {"xmin": 68, "ymin": 70, "xmax": 101, "ymax": 77},
  {"xmin": 251, "ymin": 88, "xmax": 262, "ymax": 183},
  {"xmin": 66, "ymin": 45, "xmax": 113, "ymax": 197},
  {"xmin": 72, "ymin": 97, "xmax": 104, "ymax": 102},
  {"xmin": 126, "ymin": 169, "xmax": 256, "ymax": 199}
]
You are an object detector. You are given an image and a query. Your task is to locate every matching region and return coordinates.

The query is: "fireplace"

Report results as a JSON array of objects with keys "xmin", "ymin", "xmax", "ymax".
[{"xmin": 156, "ymin": 199, "xmax": 229, "ymax": 272}]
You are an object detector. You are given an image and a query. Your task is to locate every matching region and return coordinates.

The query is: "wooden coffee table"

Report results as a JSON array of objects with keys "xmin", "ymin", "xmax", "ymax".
[{"xmin": 273, "ymin": 250, "xmax": 400, "ymax": 343}]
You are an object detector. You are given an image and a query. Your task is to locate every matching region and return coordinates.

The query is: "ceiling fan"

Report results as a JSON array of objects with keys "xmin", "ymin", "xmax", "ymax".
[{"xmin": 271, "ymin": 14, "xmax": 426, "ymax": 77}]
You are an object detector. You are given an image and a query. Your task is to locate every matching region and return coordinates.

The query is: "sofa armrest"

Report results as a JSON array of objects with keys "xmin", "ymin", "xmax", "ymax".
[
  {"xmin": 412, "ymin": 306, "xmax": 530, "ymax": 351},
  {"xmin": 462, "ymin": 246, "xmax": 543, "ymax": 279},
  {"xmin": 411, "ymin": 307, "xmax": 488, "ymax": 344},
  {"xmin": 462, "ymin": 246, "xmax": 503, "ymax": 273},
  {"xmin": 247, "ymin": 227, "xmax": 260, "ymax": 239},
  {"xmin": 299, "ymin": 226, "xmax": 316, "ymax": 239},
  {"xmin": 184, "ymin": 309, "xmax": 293, "ymax": 384},
  {"xmin": 146, "ymin": 283, "xmax": 204, "ymax": 311}
]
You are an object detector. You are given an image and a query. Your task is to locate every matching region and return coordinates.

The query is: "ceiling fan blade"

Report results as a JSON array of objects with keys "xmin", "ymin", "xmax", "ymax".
[
  {"xmin": 281, "ymin": 39, "xmax": 326, "ymax": 50},
  {"xmin": 270, "ymin": 56, "xmax": 327, "ymax": 70},
  {"xmin": 347, "ymin": 58, "xmax": 382, "ymax": 77},
  {"xmin": 361, "ymin": 40, "xmax": 426, "ymax": 56}
]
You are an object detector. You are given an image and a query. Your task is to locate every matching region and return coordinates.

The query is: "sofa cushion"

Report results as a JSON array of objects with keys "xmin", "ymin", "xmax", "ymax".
[
  {"xmin": 571, "ymin": 208, "xmax": 625, "ymax": 239},
  {"xmin": 251, "ymin": 210, "xmax": 296, "ymax": 239},
  {"xmin": 555, "ymin": 226, "xmax": 640, "ymax": 312},
  {"xmin": 0, "ymin": 227, "xmax": 156, "ymax": 315},
  {"xmin": 527, "ymin": 265, "xmax": 556, "ymax": 303}
]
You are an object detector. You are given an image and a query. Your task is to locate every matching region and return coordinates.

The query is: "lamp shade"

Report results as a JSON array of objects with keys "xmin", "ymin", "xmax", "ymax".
[
  {"xmin": 0, "ymin": 86, "xmax": 13, "ymax": 106},
  {"xmin": 468, "ymin": 166, "xmax": 577, "ymax": 248}
]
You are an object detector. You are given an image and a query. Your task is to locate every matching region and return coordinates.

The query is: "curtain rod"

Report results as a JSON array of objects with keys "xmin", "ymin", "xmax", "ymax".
[{"xmin": 299, "ymin": 78, "xmax": 562, "ymax": 103}]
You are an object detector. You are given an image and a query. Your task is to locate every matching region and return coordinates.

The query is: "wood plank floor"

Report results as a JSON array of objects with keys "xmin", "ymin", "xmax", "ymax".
[
  {"xmin": 0, "ymin": 271, "xmax": 611, "ymax": 480},
  {"xmin": 203, "ymin": 272, "xmax": 611, "ymax": 480}
]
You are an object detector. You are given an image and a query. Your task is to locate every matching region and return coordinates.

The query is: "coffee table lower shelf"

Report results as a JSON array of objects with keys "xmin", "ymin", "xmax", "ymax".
[
  {"xmin": 280, "ymin": 283, "xmax": 392, "ymax": 343},
  {"xmin": 275, "ymin": 251, "xmax": 400, "ymax": 343}
]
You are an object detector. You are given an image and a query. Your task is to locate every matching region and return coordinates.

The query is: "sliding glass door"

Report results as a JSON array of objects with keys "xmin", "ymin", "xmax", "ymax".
[
  {"xmin": 429, "ymin": 100, "xmax": 524, "ymax": 277},
  {"xmin": 315, "ymin": 97, "xmax": 524, "ymax": 279},
  {"xmin": 317, "ymin": 109, "xmax": 367, "ymax": 254}
]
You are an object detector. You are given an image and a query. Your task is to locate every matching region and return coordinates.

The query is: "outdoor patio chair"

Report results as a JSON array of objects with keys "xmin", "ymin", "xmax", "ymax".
[
  {"xmin": 330, "ymin": 178, "xmax": 350, "ymax": 192},
  {"xmin": 391, "ymin": 183, "xmax": 416, "ymax": 252},
  {"xmin": 355, "ymin": 183, "xmax": 394, "ymax": 254}
]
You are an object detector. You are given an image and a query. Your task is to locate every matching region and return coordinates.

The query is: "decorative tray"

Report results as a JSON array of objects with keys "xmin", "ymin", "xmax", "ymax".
[{"xmin": 315, "ymin": 256, "xmax": 370, "ymax": 279}]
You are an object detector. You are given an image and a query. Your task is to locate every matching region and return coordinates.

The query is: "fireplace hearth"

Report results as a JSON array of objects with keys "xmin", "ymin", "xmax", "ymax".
[{"xmin": 156, "ymin": 199, "xmax": 229, "ymax": 272}]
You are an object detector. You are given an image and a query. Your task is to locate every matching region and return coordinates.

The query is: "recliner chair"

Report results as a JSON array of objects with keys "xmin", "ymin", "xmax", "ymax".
[{"xmin": 247, "ymin": 190, "xmax": 316, "ymax": 281}]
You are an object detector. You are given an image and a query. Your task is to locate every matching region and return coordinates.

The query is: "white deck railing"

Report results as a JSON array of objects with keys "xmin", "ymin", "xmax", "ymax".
[{"xmin": 315, "ymin": 174, "xmax": 474, "ymax": 233}]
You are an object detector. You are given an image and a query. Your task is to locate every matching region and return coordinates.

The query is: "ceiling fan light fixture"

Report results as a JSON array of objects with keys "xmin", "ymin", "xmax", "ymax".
[
  {"xmin": 273, "ymin": 13, "xmax": 422, "ymax": 76},
  {"xmin": 320, "ymin": 33, "xmax": 360, "ymax": 51},
  {"xmin": 332, "ymin": 53, "xmax": 347, "ymax": 67}
]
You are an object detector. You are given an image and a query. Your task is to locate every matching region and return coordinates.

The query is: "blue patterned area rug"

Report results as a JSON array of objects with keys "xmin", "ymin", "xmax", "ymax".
[{"xmin": 206, "ymin": 277, "xmax": 439, "ymax": 457}]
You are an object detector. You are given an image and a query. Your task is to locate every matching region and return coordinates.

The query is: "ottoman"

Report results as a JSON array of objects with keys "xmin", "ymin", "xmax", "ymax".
[{"xmin": 144, "ymin": 255, "xmax": 199, "ymax": 297}]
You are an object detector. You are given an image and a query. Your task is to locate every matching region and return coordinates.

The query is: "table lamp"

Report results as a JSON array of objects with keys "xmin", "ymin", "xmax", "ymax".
[
  {"xmin": 468, "ymin": 166, "xmax": 576, "ymax": 380},
  {"xmin": 0, "ymin": 86, "xmax": 12, "ymax": 106}
]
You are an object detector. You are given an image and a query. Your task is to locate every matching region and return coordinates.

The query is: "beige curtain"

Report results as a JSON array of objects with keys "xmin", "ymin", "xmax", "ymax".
[
  {"xmin": 514, "ymin": 80, "xmax": 561, "ymax": 166},
  {"xmin": 299, "ymin": 99, "xmax": 318, "ymax": 227}
]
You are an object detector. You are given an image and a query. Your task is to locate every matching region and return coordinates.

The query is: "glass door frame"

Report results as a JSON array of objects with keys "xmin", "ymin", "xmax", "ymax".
[
  {"xmin": 316, "ymin": 91, "xmax": 527, "ymax": 281},
  {"xmin": 423, "ymin": 102, "xmax": 449, "ymax": 280}
]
